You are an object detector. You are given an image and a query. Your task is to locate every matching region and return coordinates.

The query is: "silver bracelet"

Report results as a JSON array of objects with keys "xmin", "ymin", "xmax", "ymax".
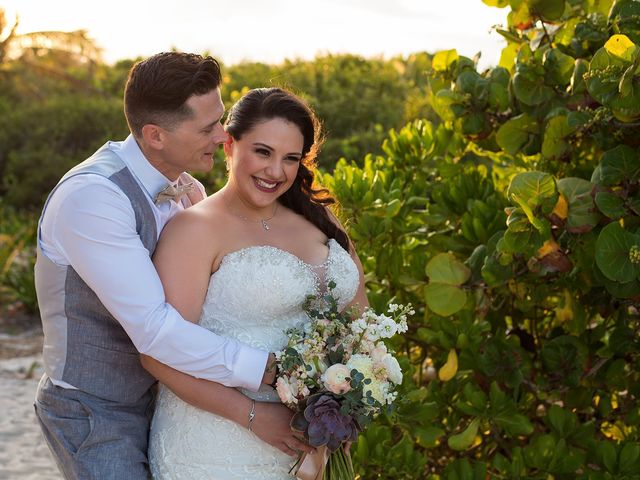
[{"xmin": 247, "ymin": 399, "xmax": 256, "ymax": 431}]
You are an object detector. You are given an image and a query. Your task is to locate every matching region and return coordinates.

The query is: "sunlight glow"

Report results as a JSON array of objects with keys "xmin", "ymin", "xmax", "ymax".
[{"xmin": 2, "ymin": 0, "xmax": 508, "ymax": 69}]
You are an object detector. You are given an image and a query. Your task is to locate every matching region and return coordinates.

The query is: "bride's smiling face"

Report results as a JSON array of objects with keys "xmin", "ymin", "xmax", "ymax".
[{"xmin": 225, "ymin": 117, "xmax": 304, "ymax": 209}]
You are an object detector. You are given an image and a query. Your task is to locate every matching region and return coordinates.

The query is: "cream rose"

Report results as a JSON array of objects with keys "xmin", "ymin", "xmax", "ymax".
[{"xmin": 321, "ymin": 363, "xmax": 352, "ymax": 394}]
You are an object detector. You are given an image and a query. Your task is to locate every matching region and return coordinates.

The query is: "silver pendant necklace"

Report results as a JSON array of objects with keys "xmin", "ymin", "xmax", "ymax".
[{"xmin": 228, "ymin": 203, "xmax": 278, "ymax": 231}]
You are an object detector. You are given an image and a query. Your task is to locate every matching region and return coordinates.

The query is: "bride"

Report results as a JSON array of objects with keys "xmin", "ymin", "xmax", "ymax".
[{"xmin": 141, "ymin": 87, "xmax": 368, "ymax": 479}]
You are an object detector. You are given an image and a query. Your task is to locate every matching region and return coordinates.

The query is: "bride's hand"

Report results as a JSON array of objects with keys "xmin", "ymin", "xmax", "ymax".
[{"xmin": 251, "ymin": 402, "xmax": 315, "ymax": 457}]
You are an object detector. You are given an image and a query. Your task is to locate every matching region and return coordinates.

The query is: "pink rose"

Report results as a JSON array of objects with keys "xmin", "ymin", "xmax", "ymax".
[
  {"xmin": 321, "ymin": 363, "xmax": 352, "ymax": 394},
  {"xmin": 275, "ymin": 376, "xmax": 298, "ymax": 405}
]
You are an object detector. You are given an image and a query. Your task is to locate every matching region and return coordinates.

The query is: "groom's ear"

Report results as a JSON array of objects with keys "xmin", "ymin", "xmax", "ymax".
[{"xmin": 141, "ymin": 124, "xmax": 165, "ymax": 150}]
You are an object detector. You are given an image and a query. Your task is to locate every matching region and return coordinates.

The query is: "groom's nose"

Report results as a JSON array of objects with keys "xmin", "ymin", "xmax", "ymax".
[{"xmin": 212, "ymin": 125, "xmax": 229, "ymax": 145}]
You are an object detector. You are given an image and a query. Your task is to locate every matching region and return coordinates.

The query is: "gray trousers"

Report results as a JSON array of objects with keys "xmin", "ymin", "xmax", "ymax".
[{"xmin": 34, "ymin": 375, "xmax": 154, "ymax": 480}]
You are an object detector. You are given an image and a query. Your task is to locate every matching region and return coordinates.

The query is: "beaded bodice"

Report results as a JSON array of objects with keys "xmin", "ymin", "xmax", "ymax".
[
  {"xmin": 149, "ymin": 238, "xmax": 359, "ymax": 479},
  {"xmin": 200, "ymin": 239, "xmax": 358, "ymax": 352}
]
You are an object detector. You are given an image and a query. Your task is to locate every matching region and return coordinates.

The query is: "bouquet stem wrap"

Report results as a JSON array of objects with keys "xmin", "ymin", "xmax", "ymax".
[{"xmin": 292, "ymin": 445, "xmax": 329, "ymax": 480}]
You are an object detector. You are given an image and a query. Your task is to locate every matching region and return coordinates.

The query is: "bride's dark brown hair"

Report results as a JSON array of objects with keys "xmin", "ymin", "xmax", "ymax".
[{"xmin": 224, "ymin": 87, "xmax": 350, "ymax": 251}]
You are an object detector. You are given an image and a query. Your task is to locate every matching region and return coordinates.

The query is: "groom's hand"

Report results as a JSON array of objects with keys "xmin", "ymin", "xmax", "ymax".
[
  {"xmin": 251, "ymin": 402, "xmax": 315, "ymax": 457},
  {"xmin": 261, "ymin": 352, "xmax": 278, "ymax": 386}
]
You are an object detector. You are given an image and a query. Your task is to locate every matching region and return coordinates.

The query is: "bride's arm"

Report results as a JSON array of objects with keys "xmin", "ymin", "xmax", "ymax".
[{"xmin": 140, "ymin": 355, "xmax": 312, "ymax": 457}]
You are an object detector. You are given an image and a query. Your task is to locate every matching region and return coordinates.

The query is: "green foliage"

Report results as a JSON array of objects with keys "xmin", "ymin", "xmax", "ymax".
[
  {"xmin": 0, "ymin": 95, "xmax": 128, "ymax": 209},
  {"xmin": 0, "ymin": 201, "xmax": 38, "ymax": 312},
  {"xmin": 325, "ymin": 1, "xmax": 640, "ymax": 477},
  {"xmin": 221, "ymin": 53, "xmax": 434, "ymax": 169}
]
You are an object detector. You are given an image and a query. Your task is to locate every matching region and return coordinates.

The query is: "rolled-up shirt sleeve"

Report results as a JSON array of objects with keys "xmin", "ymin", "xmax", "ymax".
[{"xmin": 41, "ymin": 176, "xmax": 267, "ymax": 391}]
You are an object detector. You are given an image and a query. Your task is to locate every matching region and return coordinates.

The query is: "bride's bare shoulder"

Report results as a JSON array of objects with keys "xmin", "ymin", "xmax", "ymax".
[{"xmin": 164, "ymin": 195, "xmax": 227, "ymax": 232}]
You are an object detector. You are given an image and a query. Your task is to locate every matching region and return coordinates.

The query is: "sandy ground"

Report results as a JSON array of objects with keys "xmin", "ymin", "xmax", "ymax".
[{"xmin": 0, "ymin": 328, "xmax": 62, "ymax": 479}]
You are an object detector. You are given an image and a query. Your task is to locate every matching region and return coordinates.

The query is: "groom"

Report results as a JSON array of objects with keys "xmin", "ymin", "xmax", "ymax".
[{"xmin": 33, "ymin": 52, "xmax": 279, "ymax": 479}]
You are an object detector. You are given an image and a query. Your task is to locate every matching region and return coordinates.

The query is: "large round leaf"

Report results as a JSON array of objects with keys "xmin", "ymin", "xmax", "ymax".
[
  {"xmin": 595, "ymin": 192, "xmax": 627, "ymax": 219},
  {"xmin": 598, "ymin": 145, "xmax": 640, "ymax": 186},
  {"xmin": 513, "ymin": 71, "xmax": 555, "ymax": 106},
  {"xmin": 433, "ymin": 49, "xmax": 459, "ymax": 72},
  {"xmin": 496, "ymin": 113, "xmax": 540, "ymax": 155},
  {"xmin": 507, "ymin": 171, "xmax": 558, "ymax": 214},
  {"xmin": 556, "ymin": 178, "xmax": 601, "ymax": 233},
  {"xmin": 426, "ymin": 253, "xmax": 471, "ymax": 285},
  {"xmin": 595, "ymin": 222, "xmax": 639, "ymax": 283},
  {"xmin": 604, "ymin": 34, "xmax": 639, "ymax": 62},
  {"xmin": 543, "ymin": 48, "xmax": 576, "ymax": 86},
  {"xmin": 424, "ymin": 283, "xmax": 467, "ymax": 317},
  {"xmin": 542, "ymin": 115, "xmax": 573, "ymax": 160}
]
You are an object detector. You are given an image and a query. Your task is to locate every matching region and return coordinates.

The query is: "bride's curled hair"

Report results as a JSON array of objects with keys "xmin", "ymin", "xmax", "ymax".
[{"xmin": 224, "ymin": 87, "xmax": 350, "ymax": 251}]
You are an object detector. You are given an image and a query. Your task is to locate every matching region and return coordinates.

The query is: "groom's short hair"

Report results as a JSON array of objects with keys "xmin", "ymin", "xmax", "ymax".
[{"xmin": 124, "ymin": 51, "xmax": 222, "ymax": 138}]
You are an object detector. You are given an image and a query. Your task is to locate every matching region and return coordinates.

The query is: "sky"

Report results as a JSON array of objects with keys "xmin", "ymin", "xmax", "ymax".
[{"xmin": 2, "ymin": 0, "xmax": 509, "ymax": 71}]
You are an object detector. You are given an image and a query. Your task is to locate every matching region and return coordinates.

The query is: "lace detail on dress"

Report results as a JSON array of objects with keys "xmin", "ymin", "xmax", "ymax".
[{"xmin": 149, "ymin": 238, "xmax": 359, "ymax": 479}]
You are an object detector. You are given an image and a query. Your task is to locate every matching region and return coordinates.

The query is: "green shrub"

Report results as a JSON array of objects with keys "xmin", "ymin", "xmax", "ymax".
[
  {"xmin": 0, "ymin": 201, "xmax": 38, "ymax": 312},
  {"xmin": 325, "ymin": 1, "xmax": 640, "ymax": 477},
  {"xmin": 0, "ymin": 95, "xmax": 128, "ymax": 209}
]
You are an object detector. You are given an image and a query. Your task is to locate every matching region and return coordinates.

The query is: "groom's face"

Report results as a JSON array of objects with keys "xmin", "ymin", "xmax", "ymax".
[{"xmin": 160, "ymin": 88, "xmax": 227, "ymax": 179}]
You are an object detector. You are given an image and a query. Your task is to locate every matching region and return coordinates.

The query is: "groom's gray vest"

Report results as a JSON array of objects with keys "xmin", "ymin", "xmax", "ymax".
[{"xmin": 35, "ymin": 143, "xmax": 157, "ymax": 403}]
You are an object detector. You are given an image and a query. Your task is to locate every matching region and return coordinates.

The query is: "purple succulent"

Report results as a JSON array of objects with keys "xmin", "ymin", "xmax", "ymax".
[{"xmin": 291, "ymin": 392, "xmax": 359, "ymax": 452}]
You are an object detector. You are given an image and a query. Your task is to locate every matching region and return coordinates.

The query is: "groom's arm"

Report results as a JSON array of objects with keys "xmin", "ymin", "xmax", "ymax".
[
  {"xmin": 140, "ymin": 354, "xmax": 314, "ymax": 457},
  {"xmin": 39, "ymin": 176, "xmax": 268, "ymax": 391}
]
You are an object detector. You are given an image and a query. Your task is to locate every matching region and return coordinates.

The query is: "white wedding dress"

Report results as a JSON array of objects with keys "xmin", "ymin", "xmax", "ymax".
[{"xmin": 149, "ymin": 238, "xmax": 359, "ymax": 479}]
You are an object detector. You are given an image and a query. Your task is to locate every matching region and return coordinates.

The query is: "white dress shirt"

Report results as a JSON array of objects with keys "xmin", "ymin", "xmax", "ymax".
[{"xmin": 39, "ymin": 135, "xmax": 267, "ymax": 391}]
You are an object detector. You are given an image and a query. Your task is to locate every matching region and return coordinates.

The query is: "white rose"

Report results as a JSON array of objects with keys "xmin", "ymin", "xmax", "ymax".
[
  {"xmin": 382, "ymin": 354, "xmax": 403, "ymax": 384},
  {"xmin": 321, "ymin": 363, "xmax": 352, "ymax": 394}
]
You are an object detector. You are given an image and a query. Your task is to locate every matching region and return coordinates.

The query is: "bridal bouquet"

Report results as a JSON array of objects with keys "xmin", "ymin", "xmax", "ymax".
[{"xmin": 273, "ymin": 282, "xmax": 412, "ymax": 479}]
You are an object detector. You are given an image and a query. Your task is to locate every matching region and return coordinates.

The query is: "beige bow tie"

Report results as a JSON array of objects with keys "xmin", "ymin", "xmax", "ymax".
[{"xmin": 154, "ymin": 182, "xmax": 195, "ymax": 205}]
